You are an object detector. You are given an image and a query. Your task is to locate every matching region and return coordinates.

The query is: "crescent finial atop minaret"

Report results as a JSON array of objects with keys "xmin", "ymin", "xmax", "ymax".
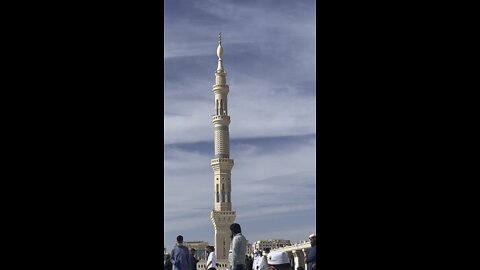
[{"xmin": 217, "ymin": 32, "xmax": 223, "ymax": 60}]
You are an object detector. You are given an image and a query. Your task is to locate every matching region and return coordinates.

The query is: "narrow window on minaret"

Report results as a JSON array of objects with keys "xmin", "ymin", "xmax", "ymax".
[
  {"xmin": 220, "ymin": 99, "xmax": 223, "ymax": 115},
  {"xmin": 216, "ymin": 184, "xmax": 219, "ymax": 202},
  {"xmin": 227, "ymin": 192, "xmax": 230, "ymax": 202},
  {"xmin": 221, "ymin": 183, "xmax": 225, "ymax": 202},
  {"xmin": 216, "ymin": 99, "xmax": 219, "ymax": 115}
]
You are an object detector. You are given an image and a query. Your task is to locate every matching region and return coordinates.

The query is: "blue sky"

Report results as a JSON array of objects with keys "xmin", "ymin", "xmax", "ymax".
[{"xmin": 164, "ymin": 0, "xmax": 316, "ymax": 252}]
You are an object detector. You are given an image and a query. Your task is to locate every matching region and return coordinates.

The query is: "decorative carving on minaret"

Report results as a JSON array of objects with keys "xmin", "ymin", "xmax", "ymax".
[{"xmin": 210, "ymin": 34, "xmax": 236, "ymax": 261}]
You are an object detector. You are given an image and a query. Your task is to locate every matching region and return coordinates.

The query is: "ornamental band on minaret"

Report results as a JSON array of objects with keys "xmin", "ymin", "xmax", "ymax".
[{"xmin": 210, "ymin": 33, "xmax": 236, "ymax": 261}]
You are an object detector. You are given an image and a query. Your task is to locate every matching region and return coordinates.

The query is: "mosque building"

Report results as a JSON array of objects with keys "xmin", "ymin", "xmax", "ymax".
[
  {"xmin": 253, "ymin": 239, "xmax": 292, "ymax": 252},
  {"xmin": 184, "ymin": 241, "xmax": 209, "ymax": 261}
]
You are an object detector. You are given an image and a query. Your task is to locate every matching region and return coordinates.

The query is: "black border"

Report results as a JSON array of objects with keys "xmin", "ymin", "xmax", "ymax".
[{"xmin": 15, "ymin": 0, "xmax": 461, "ymax": 268}]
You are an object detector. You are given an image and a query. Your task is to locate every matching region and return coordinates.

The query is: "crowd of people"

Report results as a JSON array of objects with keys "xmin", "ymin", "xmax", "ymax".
[{"xmin": 164, "ymin": 223, "xmax": 317, "ymax": 270}]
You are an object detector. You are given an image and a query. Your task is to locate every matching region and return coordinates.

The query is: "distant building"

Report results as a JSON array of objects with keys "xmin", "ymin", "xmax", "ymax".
[
  {"xmin": 269, "ymin": 241, "xmax": 312, "ymax": 270},
  {"xmin": 185, "ymin": 241, "xmax": 210, "ymax": 261},
  {"xmin": 253, "ymin": 239, "xmax": 292, "ymax": 252},
  {"xmin": 246, "ymin": 240, "xmax": 253, "ymax": 255}
]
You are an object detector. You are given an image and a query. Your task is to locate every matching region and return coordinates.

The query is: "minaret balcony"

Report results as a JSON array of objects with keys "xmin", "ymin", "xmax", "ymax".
[
  {"xmin": 211, "ymin": 158, "xmax": 234, "ymax": 164},
  {"xmin": 212, "ymin": 115, "xmax": 230, "ymax": 125},
  {"xmin": 210, "ymin": 209, "xmax": 236, "ymax": 219},
  {"xmin": 211, "ymin": 158, "xmax": 234, "ymax": 170},
  {"xmin": 211, "ymin": 214, "xmax": 236, "ymax": 226},
  {"xmin": 212, "ymin": 84, "xmax": 229, "ymax": 93}
]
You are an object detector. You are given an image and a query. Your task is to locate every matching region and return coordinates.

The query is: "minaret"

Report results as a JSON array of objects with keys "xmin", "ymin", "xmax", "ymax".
[{"xmin": 210, "ymin": 33, "xmax": 236, "ymax": 260}]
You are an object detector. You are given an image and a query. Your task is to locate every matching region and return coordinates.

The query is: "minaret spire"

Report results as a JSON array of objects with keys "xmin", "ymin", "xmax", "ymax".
[
  {"xmin": 216, "ymin": 32, "xmax": 224, "ymax": 71},
  {"xmin": 210, "ymin": 34, "xmax": 236, "ymax": 261}
]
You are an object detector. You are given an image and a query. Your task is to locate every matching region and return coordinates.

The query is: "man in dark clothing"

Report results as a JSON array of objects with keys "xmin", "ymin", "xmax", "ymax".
[
  {"xmin": 171, "ymin": 235, "xmax": 191, "ymax": 270},
  {"xmin": 246, "ymin": 255, "xmax": 253, "ymax": 270},
  {"xmin": 305, "ymin": 234, "xmax": 316, "ymax": 270},
  {"xmin": 190, "ymin": 248, "xmax": 199, "ymax": 270},
  {"xmin": 165, "ymin": 254, "xmax": 173, "ymax": 270}
]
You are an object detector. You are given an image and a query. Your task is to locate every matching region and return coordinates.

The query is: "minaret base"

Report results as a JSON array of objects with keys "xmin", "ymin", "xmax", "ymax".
[{"xmin": 211, "ymin": 210, "xmax": 236, "ymax": 260}]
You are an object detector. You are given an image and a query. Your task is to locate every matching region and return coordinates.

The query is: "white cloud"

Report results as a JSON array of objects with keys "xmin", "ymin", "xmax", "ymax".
[{"xmin": 164, "ymin": 76, "xmax": 316, "ymax": 145}]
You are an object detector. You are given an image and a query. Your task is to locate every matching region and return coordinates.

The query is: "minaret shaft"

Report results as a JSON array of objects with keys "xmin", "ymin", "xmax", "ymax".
[{"xmin": 211, "ymin": 33, "xmax": 236, "ymax": 260}]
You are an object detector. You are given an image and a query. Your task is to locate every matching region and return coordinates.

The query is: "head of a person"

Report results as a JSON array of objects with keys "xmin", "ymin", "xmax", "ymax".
[
  {"xmin": 165, "ymin": 254, "xmax": 171, "ymax": 260},
  {"xmin": 264, "ymin": 248, "xmax": 271, "ymax": 254},
  {"xmin": 253, "ymin": 250, "xmax": 261, "ymax": 257},
  {"xmin": 207, "ymin": 245, "xmax": 215, "ymax": 253},
  {"xmin": 230, "ymin": 223, "xmax": 242, "ymax": 239},
  {"xmin": 230, "ymin": 223, "xmax": 241, "ymax": 234},
  {"xmin": 176, "ymin": 235, "xmax": 184, "ymax": 244},
  {"xmin": 267, "ymin": 251, "xmax": 290, "ymax": 270},
  {"xmin": 309, "ymin": 234, "xmax": 316, "ymax": 246},
  {"xmin": 190, "ymin": 248, "xmax": 196, "ymax": 254}
]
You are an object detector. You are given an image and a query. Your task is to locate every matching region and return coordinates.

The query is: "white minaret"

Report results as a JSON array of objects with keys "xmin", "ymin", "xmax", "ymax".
[{"xmin": 210, "ymin": 33, "xmax": 236, "ymax": 260}]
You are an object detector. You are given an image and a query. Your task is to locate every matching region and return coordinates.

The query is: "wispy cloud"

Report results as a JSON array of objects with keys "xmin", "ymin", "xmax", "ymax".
[{"xmin": 164, "ymin": 75, "xmax": 316, "ymax": 144}]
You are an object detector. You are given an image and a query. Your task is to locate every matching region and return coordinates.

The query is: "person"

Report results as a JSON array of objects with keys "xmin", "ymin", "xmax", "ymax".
[
  {"xmin": 263, "ymin": 248, "xmax": 270, "ymax": 269},
  {"xmin": 165, "ymin": 254, "xmax": 173, "ymax": 270},
  {"xmin": 171, "ymin": 235, "xmax": 191, "ymax": 270},
  {"xmin": 246, "ymin": 255, "xmax": 253, "ymax": 270},
  {"xmin": 252, "ymin": 250, "xmax": 258, "ymax": 270},
  {"xmin": 305, "ymin": 234, "xmax": 316, "ymax": 270},
  {"xmin": 205, "ymin": 246, "xmax": 217, "ymax": 270},
  {"xmin": 228, "ymin": 223, "xmax": 247, "ymax": 270},
  {"xmin": 266, "ymin": 251, "xmax": 290, "ymax": 270},
  {"xmin": 190, "ymin": 248, "xmax": 199, "ymax": 270},
  {"xmin": 252, "ymin": 250, "xmax": 267, "ymax": 270}
]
